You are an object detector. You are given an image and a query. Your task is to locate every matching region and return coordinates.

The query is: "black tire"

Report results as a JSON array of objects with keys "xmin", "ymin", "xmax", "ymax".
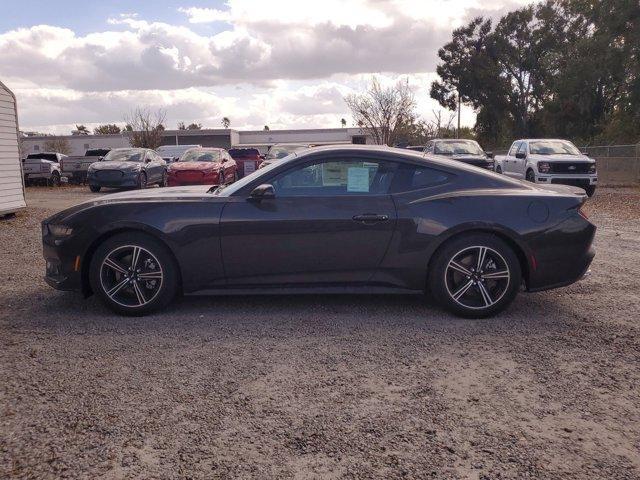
[
  {"xmin": 89, "ymin": 232, "xmax": 178, "ymax": 316},
  {"xmin": 495, "ymin": 165, "xmax": 502, "ymax": 174},
  {"xmin": 525, "ymin": 169, "xmax": 536, "ymax": 183},
  {"xmin": 428, "ymin": 233, "xmax": 522, "ymax": 318},
  {"xmin": 137, "ymin": 172, "xmax": 147, "ymax": 189},
  {"xmin": 89, "ymin": 185, "xmax": 101, "ymax": 193},
  {"xmin": 49, "ymin": 171, "xmax": 61, "ymax": 187},
  {"xmin": 585, "ymin": 185, "xmax": 596, "ymax": 197}
]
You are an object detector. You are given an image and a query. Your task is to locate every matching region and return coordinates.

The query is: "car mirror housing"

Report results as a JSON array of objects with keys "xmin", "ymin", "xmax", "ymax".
[
  {"xmin": 250, "ymin": 184, "xmax": 275, "ymax": 200},
  {"xmin": 485, "ymin": 151, "xmax": 494, "ymax": 159},
  {"xmin": 515, "ymin": 152, "xmax": 526, "ymax": 159}
]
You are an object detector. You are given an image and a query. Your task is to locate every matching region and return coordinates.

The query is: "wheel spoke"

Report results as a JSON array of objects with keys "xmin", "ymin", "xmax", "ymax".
[
  {"xmin": 449, "ymin": 260, "xmax": 472, "ymax": 276},
  {"xmin": 106, "ymin": 278, "xmax": 129, "ymax": 299},
  {"xmin": 452, "ymin": 280, "xmax": 474, "ymax": 300},
  {"xmin": 477, "ymin": 281, "xmax": 494, "ymax": 307},
  {"xmin": 132, "ymin": 281, "xmax": 147, "ymax": 306},
  {"xmin": 104, "ymin": 257, "xmax": 127, "ymax": 274},
  {"xmin": 476, "ymin": 247, "xmax": 487, "ymax": 271},
  {"xmin": 130, "ymin": 246, "xmax": 141, "ymax": 270},
  {"xmin": 482, "ymin": 270, "xmax": 509, "ymax": 280},
  {"xmin": 138, "ymin": 271, "xmax": 162, "ymax": 280}
]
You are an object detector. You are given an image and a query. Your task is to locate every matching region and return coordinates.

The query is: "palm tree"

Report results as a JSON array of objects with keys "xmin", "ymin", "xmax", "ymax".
[
  {"xmin": 221, "ymin": 117, "xmax": 230, "ymax": 129},
  {"xmin": 341, "ymin": 118, "xmax": 347, "ymax": 128}
]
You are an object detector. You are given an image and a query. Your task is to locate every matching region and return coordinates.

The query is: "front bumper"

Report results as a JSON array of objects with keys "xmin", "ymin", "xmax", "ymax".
[
  {"xmin": 535, "ymin": 173, "xmax": 597, "ymax": 187},
  {"xmin": 87, "ymin": 171, "xmax": 139, "ymax": 188},
  {"xmin": 42, "ymin": 233, "xmax": 83, "ymax": 292}
]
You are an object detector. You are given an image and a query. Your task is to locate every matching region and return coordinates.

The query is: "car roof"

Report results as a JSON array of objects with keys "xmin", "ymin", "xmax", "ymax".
[{"xmin": 430, "ymin": 138, "xmax": 479, "ymax": 142}]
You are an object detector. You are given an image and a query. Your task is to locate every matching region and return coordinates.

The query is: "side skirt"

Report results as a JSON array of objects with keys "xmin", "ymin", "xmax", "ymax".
[{"xmin": 187, "ymin": 284, "xmax": 425, "ymax": 296}]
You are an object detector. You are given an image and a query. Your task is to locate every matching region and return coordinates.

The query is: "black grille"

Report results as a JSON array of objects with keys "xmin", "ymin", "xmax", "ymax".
[
  {"xmin": 549, "ymin": 162, "xmax": 592, "ymax": 174},
  {"xmin": 551, "ymin": 178, "xmax": 590, "ymax": 187},
  {"xmin": 97, "ymin": 170, "xmax": 124, "ymax": 181}
]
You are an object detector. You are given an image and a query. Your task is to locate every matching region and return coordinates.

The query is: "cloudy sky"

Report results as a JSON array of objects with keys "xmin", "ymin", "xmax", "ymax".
[{"xmin": 0, "ymin": 0, "xmax": 535, "ymax": 134}]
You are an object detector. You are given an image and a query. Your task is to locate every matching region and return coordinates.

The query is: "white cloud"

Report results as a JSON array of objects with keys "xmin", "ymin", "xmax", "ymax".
[{"xmin": 0, "ymin": 0, "xmax": 537, "ymax": 132}]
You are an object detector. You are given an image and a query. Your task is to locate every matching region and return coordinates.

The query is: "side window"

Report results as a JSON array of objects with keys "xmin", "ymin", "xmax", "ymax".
[
  {"xmin": 517, "ymin": 142, "xmax": 527, "ymax": 155},
  {"xmin": 270, "ymin": 159, "xmax": 397, "ymax": 196},
  {"xmin": 425, "ymin": 142, "xmax": 433, "ymax": 153},
  {"xmin": 508, "ymin": 142, "xmax": 520, "ymax": 156},
  {"xmin": 390, "ymin": 164, "xmax": 451, "ymax": 193}
]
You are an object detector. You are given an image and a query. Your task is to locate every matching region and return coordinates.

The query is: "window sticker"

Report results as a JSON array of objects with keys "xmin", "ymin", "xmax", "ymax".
[{"xmin": 347, "ymin": 167, "xmax": 370, "ymax": 192}]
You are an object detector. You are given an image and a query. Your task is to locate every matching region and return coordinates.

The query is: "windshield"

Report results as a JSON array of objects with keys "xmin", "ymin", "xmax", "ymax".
[
  {"xmin": 103, "ymin": 149, "xmax": 145, "ymax": 162},
  {"xmin": 26, "ymin": 153, "xmax": 57, "ymax": 161},
  {"xmin": 529, "ymin": 140, "xmax": 581, "ymax": 155},
  {"xmin": 212, "ymin": 153, "xmax": 296, "ymax": 196},
  {"xmin": 180, "ymin": 150, "xmax": 219, "ymax": 162},
  {"xmin": 266, "ymin": 145, "xmax": 308, "ymax": 160},
  {"xmin": 434, "ymin": 140, "xmax": 484, "ymax": 155}
]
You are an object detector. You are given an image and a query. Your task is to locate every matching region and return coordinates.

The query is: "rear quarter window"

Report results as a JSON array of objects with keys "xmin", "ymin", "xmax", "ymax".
[{"xmin": 390, "ymin": 164, "xmax": 451, "ymax": 193}]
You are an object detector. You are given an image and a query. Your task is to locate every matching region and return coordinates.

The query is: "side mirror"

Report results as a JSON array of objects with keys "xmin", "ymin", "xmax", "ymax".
[
  {"xmin": 98, "ymin": 156, "xmax": 104, "ymax": 161},
  {"xmin": 515, "ymin": 152, "xmax": 526, "ymax": 159},
  {"xmin": 485, "ymin": 151, "xmax": 494, "ymax": 159},
  {"xmin": 250, "ymin": 184, "xmax": 275, "ymax": 200}
]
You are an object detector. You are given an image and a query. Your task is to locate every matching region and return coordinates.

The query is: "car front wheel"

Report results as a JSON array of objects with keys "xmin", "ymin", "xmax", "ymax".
[
  {"xmin": 428, "ymin": 233, "xmax": 521, "ymax": 318},
  {"xmin": 89, "ymin": 232, "xmax": 178, "ymax": 316}
]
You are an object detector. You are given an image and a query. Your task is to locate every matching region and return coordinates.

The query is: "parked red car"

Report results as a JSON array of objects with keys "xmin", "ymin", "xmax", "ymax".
[
  {"xmin": 167, "ymin": 148, "xmax": 237, "ymax": 187},
  {"xmin": 228, "ymin": 148, "xmax": 263, "ymax": 178}
]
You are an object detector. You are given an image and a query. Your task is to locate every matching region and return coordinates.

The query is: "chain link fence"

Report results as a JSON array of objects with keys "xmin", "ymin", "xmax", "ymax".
[{"xmin": 581, "ymin": 144, "xmax": 639, "ymax": 159}]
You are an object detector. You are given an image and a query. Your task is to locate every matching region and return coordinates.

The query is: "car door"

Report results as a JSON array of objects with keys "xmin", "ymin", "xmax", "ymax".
[
  {"xmin": 512, "ymin": 142, "xmax": 528, "ymax": 179},
  {"xmin": 502, "ymin": 142, "xmax": 518, "ymax": 177},
  {"xmin": 219, "ymin": 155, "xmax": 399, "ymax": 286}
]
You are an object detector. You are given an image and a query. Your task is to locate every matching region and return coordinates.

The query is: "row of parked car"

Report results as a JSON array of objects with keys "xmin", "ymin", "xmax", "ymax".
[
  {"xmin": 406, "ymin": 138, "xmax": 597, "ymax": 196},
  {"xmin": 21, "ymin": 143, "xmax": 311, "ymax": 191}
]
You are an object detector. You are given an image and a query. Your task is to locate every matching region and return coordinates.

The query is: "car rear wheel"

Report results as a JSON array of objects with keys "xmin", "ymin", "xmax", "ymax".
[
  {"xmin": 49, "ymin": 171, "xmax": 61, "ymax": 187},
  {"xmin": 89, "ymin": 232, "xmax": 178, "ymax": 316},
  {"xmin": 89, "ymin": 185, "xmax": 101, "ymax": 193},
  {"xmin": 428, "ymin": 233, "xmax": 521, "ymax": 318},
  {"xmin": 137, "ymin": 172, "xmax": 147, "ymax": 189}
]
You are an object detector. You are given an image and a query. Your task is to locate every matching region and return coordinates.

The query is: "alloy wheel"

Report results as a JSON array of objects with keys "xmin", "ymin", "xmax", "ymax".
[
  {"xmin": 444, "ymin": 245, "xmax": 511, "ymax": 310},
  {"xmin": 99, "ymin": 245, "xmax": 163, "ymax": 308}
]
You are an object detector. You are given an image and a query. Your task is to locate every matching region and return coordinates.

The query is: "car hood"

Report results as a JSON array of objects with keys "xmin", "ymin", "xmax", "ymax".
[
  {"xmin": 528, "ymin": 154, "xmax": 592, "ymax": 162},
  {"xmin": 92, "ymin": 161, "xmax": 142, "ymax": 170},
  {"xmin": 170, "ymin": 162, "xmax": 219, "ymax": 171}
]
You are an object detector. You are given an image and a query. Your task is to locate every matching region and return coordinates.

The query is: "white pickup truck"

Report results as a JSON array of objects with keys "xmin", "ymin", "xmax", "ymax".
[
  {"xmin": 22, "ymin": 152, "xmax": 67, "ymax": 186},
  {"xmin": 494, "ymin": 139, "xmax": 597, "ymax": 196}
]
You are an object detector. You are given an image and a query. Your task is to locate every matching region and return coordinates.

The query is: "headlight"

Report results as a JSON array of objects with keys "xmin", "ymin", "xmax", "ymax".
[
  {"xmin": 538, "ymin": 162, "xmax": 551, "ymax": 173},
  {"xmin": 589, "ymin": 162, "xmax": 596, "ymax": 173},
  {"xmin": 47, "ymin": 224, "xmax": 73, "ymax": 237}
]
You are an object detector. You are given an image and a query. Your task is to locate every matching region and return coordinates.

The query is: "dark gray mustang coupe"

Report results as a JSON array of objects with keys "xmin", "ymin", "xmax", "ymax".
[{"xmin": 42, "ymin": 146, "xmax": 595, "ymax": 318}]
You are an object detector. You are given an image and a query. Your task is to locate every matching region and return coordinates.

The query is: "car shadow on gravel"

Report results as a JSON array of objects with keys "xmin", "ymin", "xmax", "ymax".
[{"xmin": 1, "ymin": 287, "xmax": 580, "ymax": 338}]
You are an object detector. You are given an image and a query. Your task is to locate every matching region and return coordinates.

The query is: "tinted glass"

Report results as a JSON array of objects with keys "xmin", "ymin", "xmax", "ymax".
[
  {"xmin": 517, "ymin": 142, "xmax": 527, "ymax": 154},
  {"xmin": 271, "ymin": 159, "xmax": 397, "ymax": 196},
  {"xmin": 180, "ymin": 150, "xmax": 220, "ymax": 162},
  {"xmin": 103, "ymin": 149, "xmax": 145, "ymax": 162},
  {"xmin": 434, "ymin": 140, "xmax": 484, "ymax": 155},
  {"xmin": 390, "ymin": 164, "xmax": 450, "ymax": 192},
  {"xmin": 529, "ymin": 140, "xmax": 580, "ymax": 155},
  {"xmin": 27, "ymin": 153, "xmax": 57, "ymax": 161},
  {"xmin": 508, "ymin": 142, "xmax": 521, "ymax": 156}
]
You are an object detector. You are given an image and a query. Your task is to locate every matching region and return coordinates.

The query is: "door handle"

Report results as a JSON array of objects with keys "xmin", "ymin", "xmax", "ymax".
[{"xmin": 352, "ymin": 213, "xmax": 389, "ymax": 223}]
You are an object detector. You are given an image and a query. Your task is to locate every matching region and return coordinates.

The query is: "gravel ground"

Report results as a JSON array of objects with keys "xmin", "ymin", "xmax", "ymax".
[{"xmin": 1, "ymin": 186, "xmax": 639, "ymax": 479}]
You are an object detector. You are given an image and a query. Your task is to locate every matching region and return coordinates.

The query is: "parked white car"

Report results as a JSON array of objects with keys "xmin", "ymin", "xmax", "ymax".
[
  {"xmin": 495, "ymin": 139, "xmax": 597, "ymax": 196},
  {"xmin": 22, "ymin": 152, "xmax": 67, "ymax": 186}
]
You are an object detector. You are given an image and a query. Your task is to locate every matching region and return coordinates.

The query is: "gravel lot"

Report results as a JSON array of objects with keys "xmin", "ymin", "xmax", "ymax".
[{"xmin": 1, "ymin": 185, "xmax": 639, "ymax": 479}]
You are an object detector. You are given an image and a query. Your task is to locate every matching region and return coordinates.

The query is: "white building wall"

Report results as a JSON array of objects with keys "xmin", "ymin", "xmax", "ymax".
[
  {"xmin": 237, "ymin": 128, "xmax": 372, "ymax": 146},
  {"xmin": 0, "ymin": 81, "xmax": 26, "ymax": 216},
  {"xmin": 21, "ymin": 134, "xmax": 130, "ymax": 156}
]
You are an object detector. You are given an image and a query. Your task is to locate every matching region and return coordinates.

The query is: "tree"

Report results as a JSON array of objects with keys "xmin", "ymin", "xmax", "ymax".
[
  {"xmin": 74, "ymin": 124, "xmax": 89, "ymax": 135},
  {"xmin": 263, "ymin": 125, "xmax": 270, "ymax": 131},
  {"xmin": 125, "ymin": 107, "xmax": 166, "ymax": 149},
  {"xmin": 344, "ymin": 77, "xmax": 416, "ymax": 145},
  {"xmin": 44, "ymin": 138, "xmax": 72, "ymax": 155},
  {"xmin": 177, "ymin": 121, "xmax": 186, "ymax": 130},
  {"xmin": 340, "ymin": 118, "xmax": 347, "ymax": 128},
  {"xmin": 221, "ymin": 117, "xmax": 231, "ymax": 129},
  {"xmin": 93, "ymin": 124, "xmax": 121, "ymax": 135},
  {"xmin": 124, "ymin": 124, "xmax": 133, "ymax": 132},
  {"xmin": 178, "ymin": 122, "xmax": 202, "ymax": 130}
]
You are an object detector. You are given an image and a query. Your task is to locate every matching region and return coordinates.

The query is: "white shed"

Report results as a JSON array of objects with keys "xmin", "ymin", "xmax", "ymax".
[{"xmin": 0, "ymin": 80, "xmax": 26, "ymax": 216}]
